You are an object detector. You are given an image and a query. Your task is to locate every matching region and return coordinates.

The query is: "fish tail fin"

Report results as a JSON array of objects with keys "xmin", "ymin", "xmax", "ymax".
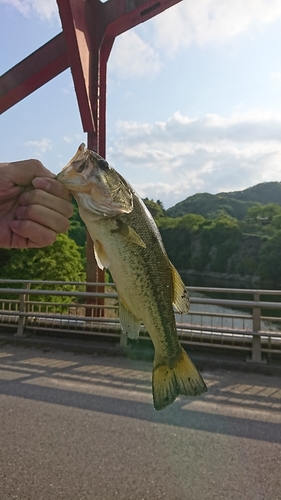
[{"xmin": 152, "ymin": 347, "xmax": 207, "ymax": 411}]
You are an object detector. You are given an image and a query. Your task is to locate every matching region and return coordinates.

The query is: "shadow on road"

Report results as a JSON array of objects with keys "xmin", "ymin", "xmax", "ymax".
[{"xmin": 0, "ymin": 346, "xmax": 280, "ymax": 444}]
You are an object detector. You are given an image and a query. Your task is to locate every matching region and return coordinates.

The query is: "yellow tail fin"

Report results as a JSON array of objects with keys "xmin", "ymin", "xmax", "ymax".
[{"xmin": 152, "ymin": 347, "xmax": 207, "ymax": 411}]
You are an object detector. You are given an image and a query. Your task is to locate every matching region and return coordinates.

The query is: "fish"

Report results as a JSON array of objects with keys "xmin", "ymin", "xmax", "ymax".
[{"xmin": 57, "ymin": 143, "xmax": 207, "ymax": 410}]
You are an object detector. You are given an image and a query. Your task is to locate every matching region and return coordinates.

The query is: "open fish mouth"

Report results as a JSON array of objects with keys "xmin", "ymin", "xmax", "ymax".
[{"xmin": 56, "ymin": 143, "xmax": 133, "ymax": 217}]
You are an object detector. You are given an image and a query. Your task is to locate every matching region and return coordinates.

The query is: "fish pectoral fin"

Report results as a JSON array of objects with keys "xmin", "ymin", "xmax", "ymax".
[
  {"xmin": 93, "ymin": 240, "xmax": 110, "ymax": 270},
  {"xmin": 119, "ymin": 300, "xmax": 141, "ymax": 340},
  {"xmin": 171, "ymin": 264, "xmax": 190, "ymax": 314},
  {"xmin": 152, "ymin": 347, "xmax": 207, "ymax": 411},
  {"xmin": 112, "ymin": 220, "xmax": 146, "ymax": 248}
]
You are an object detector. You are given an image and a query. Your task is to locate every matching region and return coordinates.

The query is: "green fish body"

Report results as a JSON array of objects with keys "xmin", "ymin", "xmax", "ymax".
[{"xmin": 57, "ymin": 144, "xmax": 207, "ymax": 410}]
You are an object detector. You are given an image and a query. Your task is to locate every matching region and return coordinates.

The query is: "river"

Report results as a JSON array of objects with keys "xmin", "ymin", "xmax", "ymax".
[{"xmin": 177, "ymin": 272, "xmax": 280, "ymax": 333}]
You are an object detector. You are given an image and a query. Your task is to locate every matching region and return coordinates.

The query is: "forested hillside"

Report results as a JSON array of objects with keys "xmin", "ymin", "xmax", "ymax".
[
  {"xmin": 167, "ymin": 181, "xmax": 281, "ymax": 220},
  {"xmin": 1, "ymin": 182, "xmax": 281, "ymax": 288},
  {"xmin": 145, "ymin": 182, "xmax": 281, "ymax": 287}
]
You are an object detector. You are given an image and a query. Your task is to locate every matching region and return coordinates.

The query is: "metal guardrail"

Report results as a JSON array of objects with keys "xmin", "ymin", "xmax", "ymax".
[{"xmin": 0, "ymin": 280, "xmax": 280, "ymax": 363}]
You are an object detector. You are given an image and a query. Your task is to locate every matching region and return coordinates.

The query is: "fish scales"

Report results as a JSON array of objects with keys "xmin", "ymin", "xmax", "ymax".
[
  {"xmin": 84, "ymin": 192, "xmax": 180, "ymax": 360},
  {"xmin": 57, "ymin": 144, "xmax": 207, "ymax": 410}
]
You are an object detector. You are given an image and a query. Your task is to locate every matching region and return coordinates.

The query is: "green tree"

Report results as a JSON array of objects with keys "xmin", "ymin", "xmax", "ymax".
[
  {"xmin": 68, "ymin": 201, "xmax": 87, "ymax": 248},
  {"xmin": 158, "ymin": 214, "xmax": 206, "ymax": 269},
  {"xmin": 258, "ymin": 231, "xmax": 281, "ymax": 286},
  {"xmin": 247, "ymin": 203, "xmax": 281, "ymax": 221},
  {"xmin": 271, "ymin": 214, "xmax": 281, "ymax": 231},
  {"xmin": 143, "ymin": 198, "xmax": 165, "ymax": 219},
  {"xmin": 190, "ymin": 216, "xmax": 242, "ymax": 272},
  {"xmin": 0, "ymin": 234, "xmax": 85, "ymax": 301},
  {"xmin": 169, "ymin": 213, "xmax": 204, "ymax": 231}
]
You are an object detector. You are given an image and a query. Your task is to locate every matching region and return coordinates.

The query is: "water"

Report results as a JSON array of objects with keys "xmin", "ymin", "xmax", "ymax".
[{"xmin": 176, "ymin": 274, "xmax": 281, "ymax": 334}]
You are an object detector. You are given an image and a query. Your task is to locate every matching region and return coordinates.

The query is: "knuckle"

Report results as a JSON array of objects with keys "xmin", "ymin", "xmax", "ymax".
[{"xmin": 32, "ymin": 159, "xmax": 44, "ymax": 169}]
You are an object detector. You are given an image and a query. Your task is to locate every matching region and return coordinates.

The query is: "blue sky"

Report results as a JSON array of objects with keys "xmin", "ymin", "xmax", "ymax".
[{"xmin": 1, "ymin": 0, "xmax": 281, "ymax": 208}]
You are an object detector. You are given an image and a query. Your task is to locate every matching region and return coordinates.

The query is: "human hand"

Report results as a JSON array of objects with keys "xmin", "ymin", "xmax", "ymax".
[{"xmin": 0, "ymin": 159, "xmax": 73, "ymax": 248}]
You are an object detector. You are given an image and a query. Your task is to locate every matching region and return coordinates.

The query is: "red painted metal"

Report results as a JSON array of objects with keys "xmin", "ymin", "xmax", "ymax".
[
  {"xmin": 57, "ymin": 0, "xmax": 97, "ymax": 133},
  {"xmin": 0, "ymin": 33, "xmax": 69, "ymax": 114},
  {"xmin": 0, "ymin": 0, "xmax": 183, "ymax": 291},
  {"xmin": 57, "ymin": 0, "xmax": 183, "ymax": 151},
  {"xmin": 1, "ymin": 0, "xmax": 183, "ymax": 150},
  {"xmin": 102, "ymin": 0, "xmax": 182, "ymax": 38}
]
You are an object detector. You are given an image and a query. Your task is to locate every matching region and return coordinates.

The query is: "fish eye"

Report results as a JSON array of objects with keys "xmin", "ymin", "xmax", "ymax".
[{"xmin": 98, "ymin": 159, "xmax": 109, "ymax": 170}]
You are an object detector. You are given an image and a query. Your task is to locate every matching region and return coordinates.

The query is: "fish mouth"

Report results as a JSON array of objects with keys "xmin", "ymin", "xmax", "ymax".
[
  {"xmin": 56, "ymin": 144, "xmax": 134, "ymax": 216},
  {"xmin": 55, "ymin": 143, "xmax": 93, "ymax": 191}
]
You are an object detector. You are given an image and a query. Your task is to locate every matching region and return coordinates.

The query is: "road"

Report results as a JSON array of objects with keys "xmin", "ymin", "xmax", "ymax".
[{"xmin": 0, "ymin": 343, "xmax": 280, "ymax": 500}]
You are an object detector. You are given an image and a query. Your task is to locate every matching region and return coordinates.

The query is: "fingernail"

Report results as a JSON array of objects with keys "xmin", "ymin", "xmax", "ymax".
[{"xmin": 32, "ymin": 178, "xmax": 52, "ymax": 191}]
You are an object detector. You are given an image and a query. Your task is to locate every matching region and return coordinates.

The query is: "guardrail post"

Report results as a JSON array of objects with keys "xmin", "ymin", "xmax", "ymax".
[
  {"xmin": 250, "ymin": 292, "xmax": 263, "ymax": 363},
  {"xmin": 119, "ymin": 332, "xmax": 128, "ymax": 347},
  {"xmin": 15, "ymin": 283, "xmax": 30, "ymax": 337}
]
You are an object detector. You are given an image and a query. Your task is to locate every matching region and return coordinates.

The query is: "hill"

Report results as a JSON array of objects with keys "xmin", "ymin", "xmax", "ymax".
[{"xmin": 166, "ymin": 182, "xmax": 281, "ymax": 220}]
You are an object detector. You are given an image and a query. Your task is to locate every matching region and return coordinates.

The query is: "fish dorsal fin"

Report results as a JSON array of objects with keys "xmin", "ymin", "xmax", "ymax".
[
  {"xmin": 94, "ymin": 240, "xmax": 110, "ymax": 270},
  {"xmin": 112, "ymin": 220, "xmax": 146, "ymax": 248},
  {"xmin": 119, "ymin": 299, "xmax": 141, "ymax": 340},
  {"xmin": 171, "ymin": 264, "xmax": 190, "ymax": 314}
]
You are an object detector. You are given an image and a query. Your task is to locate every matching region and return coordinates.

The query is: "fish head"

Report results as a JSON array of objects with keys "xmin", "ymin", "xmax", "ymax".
[{"xmin": 56, "ymin": 143, "xmax": 133, "ymax": 216}]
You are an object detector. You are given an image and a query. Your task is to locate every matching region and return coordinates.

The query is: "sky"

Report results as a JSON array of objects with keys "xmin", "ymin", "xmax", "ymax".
[{"xmin": 1, "ymin": 0, "xmax": 281, "ymax": 209}]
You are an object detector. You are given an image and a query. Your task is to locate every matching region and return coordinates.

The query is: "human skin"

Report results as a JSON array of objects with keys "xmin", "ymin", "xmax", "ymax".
[{"xmin": 0, "ymin": 159, "xmax": 73, "ymax": 248}]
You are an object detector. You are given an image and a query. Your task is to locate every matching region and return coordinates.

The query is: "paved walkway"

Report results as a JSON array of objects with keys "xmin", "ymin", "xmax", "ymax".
[{"xmin": 0, "ymin": 344, "xmax": 280, "ymax": 500}]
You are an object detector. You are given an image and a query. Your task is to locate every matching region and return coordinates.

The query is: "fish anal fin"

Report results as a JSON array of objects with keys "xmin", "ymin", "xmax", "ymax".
[
  {"xmin": 112, "ymin": 220, "xmax": 146, "ymax": 248},
  {"xmin": 94, "ymin": 240, "xmax": 110, "ymax": 270},
  {"xmin": 119, "ymin": 300, "xmax": 141, "ymax": 340},
  {"xmin": 152, "ymin": 347, "xmax": 207, "ymax": 411},
  {"xmin": 171, "ymin": 264, "xmax": 190, "ymax": 314}
]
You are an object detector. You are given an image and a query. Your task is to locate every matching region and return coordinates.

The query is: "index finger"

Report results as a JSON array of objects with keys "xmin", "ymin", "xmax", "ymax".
[
  {"xmin": 32, "ymin": 177, "xmax": 72, "ymax": 202},
  {"xmin": 4, "ymin": 159, "xmax": 54, "ymax": 187}
]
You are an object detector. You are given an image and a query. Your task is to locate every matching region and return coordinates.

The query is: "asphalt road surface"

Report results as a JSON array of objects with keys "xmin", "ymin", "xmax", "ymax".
[{"xmin": 0, "ymin": 343, "xmax": 280, "ymax": 500}]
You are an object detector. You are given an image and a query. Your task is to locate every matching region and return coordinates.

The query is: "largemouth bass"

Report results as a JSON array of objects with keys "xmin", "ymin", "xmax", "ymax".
[{"xmin": 57, "ymin": 144, "xmax": 207, "ymax": 410}]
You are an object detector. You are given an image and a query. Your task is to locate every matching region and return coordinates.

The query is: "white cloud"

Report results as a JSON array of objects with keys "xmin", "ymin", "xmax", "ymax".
[
  {"xmin": 25, "ymin": 137, "xmax": 52, "ymax": 155},
  {"xmin": 4, "ymin": 0, "xmax": 281, "ymax": 61},
  {"xmin": 153, "ymin": 0, "xmax": 281, "ymax": 54},
  {"xmin": 63, "ymin": 136, "xmax": 72, "ymax": 144},
  {"xmin": 107, "ymin": 110, "xmax": 281, "ymax": 208},
  {"xmin": 109, "ymin": 30, "xmax": 162, "ymax": 80},
  {"xmin": 63, "ymin": 134, "xmax": 85, "ymax": 145},
  {"xmin": 0, "ymin": 0, "xmax": 58, "ymax": 20}
]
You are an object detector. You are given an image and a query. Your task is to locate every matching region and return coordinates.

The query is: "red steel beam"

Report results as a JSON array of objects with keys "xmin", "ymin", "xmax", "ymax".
[
  {"xmin": 103, "ymin": 0, "xmax": 183, "ymax": 38},
  {"xmin": 0, "ymin": 0, "xmax": 182, "ymax": 290},
  {"xmin": 57, "ymin": 0, "xmax": 183, "ymax": 289},
  {"xmin": 1, "ymin": 0, "xmax": 183, "ymax": 138},
  {"xmin": 57, "ymin": 0, "xmax": 98, "ymax": 133},
  {"xmin": 0, "ymin": 33, "xmax": 69, "ymax": 114},
  {"xmin": 88, "ymin": 0, "xmax": 184, "ymax": 154},
  {"xmin": 57, "ymin": 0, "xmax": 183, "ymax": 145}
]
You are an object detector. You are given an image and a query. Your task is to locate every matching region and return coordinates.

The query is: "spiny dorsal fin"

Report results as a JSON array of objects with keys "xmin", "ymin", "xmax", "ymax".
[{"xmin": 171, "ymin": 263, "xmax": 190, "ymax": 314}]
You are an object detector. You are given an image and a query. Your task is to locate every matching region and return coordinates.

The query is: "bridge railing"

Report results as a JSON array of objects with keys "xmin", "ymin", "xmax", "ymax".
[{"xmin": 0, "ymin": 280, "xmax": 280, "ymax": 364}]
